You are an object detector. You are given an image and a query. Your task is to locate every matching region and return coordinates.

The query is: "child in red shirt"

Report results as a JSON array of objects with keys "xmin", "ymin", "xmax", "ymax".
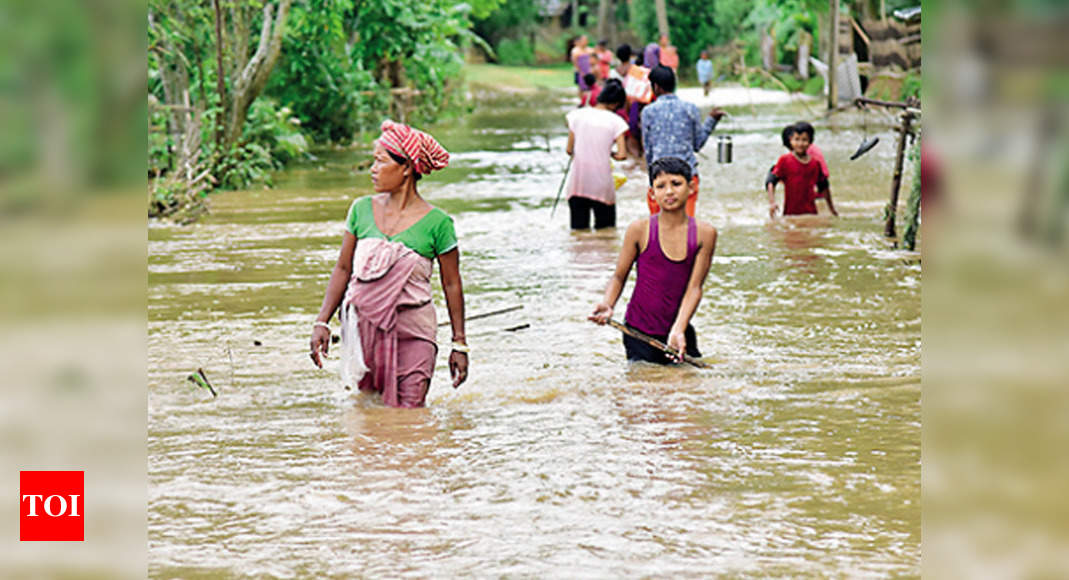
[
  {"xmin": 765, "ymin": 122, "xmax": 838, "ymax": 217},
  {"xmin": 579, "ymin": 74, "xmax": 601, "ymax": 107}
]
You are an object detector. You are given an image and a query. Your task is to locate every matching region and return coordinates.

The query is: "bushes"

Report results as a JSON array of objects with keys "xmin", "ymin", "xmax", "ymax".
[
  {"xmin": 497, "ymin": 38, "xmax": 534, "ymax": 66},
  {"xmin": 211, "ymin": 99, "xmax": 310, "ymax": 190},
  {"xmin": 149, "ymin": 0, "xmax": 476, "ymax": 221},
  {"xmin": 901, "ymin": 71, "xmax": 921, "ymax": 101},
  {"xmin": 802, "ymin": 75, "xmax": 824, "ymax": 96}
]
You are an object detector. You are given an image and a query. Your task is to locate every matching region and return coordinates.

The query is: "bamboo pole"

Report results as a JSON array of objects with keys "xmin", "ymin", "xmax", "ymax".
[
  {"xmin": 606, "ymin": 319, "xmax": 710, "ymax": 368},
  {"xmin": 885, "ymin": 111, "xmax": 916, "ymax": 238},
  {"xmin": 855, "ymin": 96, "xmax": 921, "ymax": 114}
]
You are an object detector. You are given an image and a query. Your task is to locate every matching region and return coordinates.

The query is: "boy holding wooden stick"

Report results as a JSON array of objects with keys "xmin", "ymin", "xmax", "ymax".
[{"xmin": 589, "ymin": 157, "xmax": 717, "ymax": 363}]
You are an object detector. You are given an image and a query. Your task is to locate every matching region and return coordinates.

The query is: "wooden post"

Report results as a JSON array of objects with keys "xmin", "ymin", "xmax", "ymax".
[
  {"xmin": 885, "ymin": 111, "xmax": 915, "ymax": 238},
  {"xmin": 828, "ymin": 0, "xmax": 838, "ymax": 110}
]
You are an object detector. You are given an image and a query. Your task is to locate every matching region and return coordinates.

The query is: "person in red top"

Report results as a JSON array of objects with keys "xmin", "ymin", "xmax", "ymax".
[
  {"xmin": 594, "ymin": 39, "xmax": 613, "ymax": 80},
  {"xmin": 579, "ymin": 73, "xmax": 601, "ymax": 107},
  {"xmin": 766, "ymin": 122, "xmax": 838, "ymax": 217}
]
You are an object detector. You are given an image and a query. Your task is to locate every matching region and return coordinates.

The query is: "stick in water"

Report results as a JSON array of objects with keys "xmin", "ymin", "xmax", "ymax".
[
  {"xmin": 550, "ymin": 156, "xmax": 574, "ymax": 218},
  {"xmin": 606, "ymin": 319, "xmax": 710, "ymax": 368},
  {"xmin": 439, "ymin": 304, "xmax": 523, "ymax": 327},
  {"xmin": 187, "ymin": 367, "xmax": 218, "ymax": 397}
]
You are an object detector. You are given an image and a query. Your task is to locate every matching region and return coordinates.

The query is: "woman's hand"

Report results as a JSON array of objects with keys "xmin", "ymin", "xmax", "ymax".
[
  {"xmin": 310, "ymin": 326, "xmax": 331, "ymax": 368},
  {"xmin": 449, "ymin": 349, "xmax": 468, "ymax": 388},
  {"xmin": 769, "ymin": 203, "xmax": 779, "ymax": 219},
  {"xmin": 666, "ymin": 329, "xmax": 686, "ymax": 363},
  {"xmin": 588, "ymin": 303, "xmax": 613, "ymax": 325}
]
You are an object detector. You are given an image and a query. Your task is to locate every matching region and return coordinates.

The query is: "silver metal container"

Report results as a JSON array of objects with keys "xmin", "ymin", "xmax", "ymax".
[{"xmin": 717, "ymin": 135, "xmax": 733, "ymax": 164}]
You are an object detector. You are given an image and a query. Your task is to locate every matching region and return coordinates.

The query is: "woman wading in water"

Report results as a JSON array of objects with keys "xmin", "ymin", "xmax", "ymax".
[{"xmin": 310, "ymin": 120, "xmax": 468, "ymax": 407}]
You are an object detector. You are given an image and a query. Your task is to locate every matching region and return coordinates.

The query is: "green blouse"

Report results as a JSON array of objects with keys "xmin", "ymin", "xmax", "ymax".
[{"xmin": 345, "ymin": 196, "xmax": 458, "ymax": 259}]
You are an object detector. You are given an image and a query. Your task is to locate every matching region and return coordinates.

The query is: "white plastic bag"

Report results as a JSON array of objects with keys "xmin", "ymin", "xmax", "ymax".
[{"xmin": 339, "ymin": 302, "xmax": 368, "ymax": 386}]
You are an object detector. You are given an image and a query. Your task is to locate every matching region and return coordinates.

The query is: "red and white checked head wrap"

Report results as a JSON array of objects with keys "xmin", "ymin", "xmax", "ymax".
[{"xmin": 377, "ymin": 119, "xmax": 450, "ymax": 175}]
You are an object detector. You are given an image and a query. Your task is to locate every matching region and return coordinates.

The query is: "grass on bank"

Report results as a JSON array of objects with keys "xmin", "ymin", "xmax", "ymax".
[{"xmin": 465, "ymin": 63, "xmax": 575, "ymax": 91}]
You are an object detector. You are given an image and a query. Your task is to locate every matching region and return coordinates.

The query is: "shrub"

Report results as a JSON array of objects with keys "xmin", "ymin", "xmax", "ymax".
[{"xmin": 497, "ymin": 37, "xmax": 534, "ymax": 66}]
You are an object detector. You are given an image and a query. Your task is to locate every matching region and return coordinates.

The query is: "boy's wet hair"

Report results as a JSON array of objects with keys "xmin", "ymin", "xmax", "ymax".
[
  {"xmin": 582, "ymin": 73, "xmax": 597, "ymax": 87},
  {"xmin": 782, "ymin": 121, "xmax": 816, "ymax": 148},
  {"xmin": 649, "ymin": 65, "xmax": 675, "ymax": 93},
  {"xmin": 597, "ymin": 79, "xmax": 626, "ymax": 109},
  {"xmin": 616, "ymin": 44, "xmax": 632, "ymax": 62},
  {"xmin": 648, "ymin": 156, "xmax": 692, "ymax": 185}
]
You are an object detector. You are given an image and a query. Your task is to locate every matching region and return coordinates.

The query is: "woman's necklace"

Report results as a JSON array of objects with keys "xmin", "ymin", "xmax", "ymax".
[{"xmin": 379, "ymin": 194, "xmax": 420, "ymax": 236}]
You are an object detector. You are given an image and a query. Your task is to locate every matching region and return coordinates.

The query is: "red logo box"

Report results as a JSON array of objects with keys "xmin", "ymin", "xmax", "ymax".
[{"xmin": 20, "ymin": 471, "xmax": 84, "ymax": 541}]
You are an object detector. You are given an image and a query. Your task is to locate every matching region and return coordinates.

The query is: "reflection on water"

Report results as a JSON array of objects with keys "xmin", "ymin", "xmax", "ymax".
[{"xmin": 149, "ymin": 88, "xmax": 919, "ymax": 576}]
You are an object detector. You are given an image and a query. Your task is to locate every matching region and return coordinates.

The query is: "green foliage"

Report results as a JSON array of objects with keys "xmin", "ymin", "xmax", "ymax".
[
  {"xmin": 467, "ymin": 0, "xmax": 507, "ymax": 20},
  {"xmin": 773, "ymin": 71, "xmax": 802, "ymax": 92},
  {"xmin": 352, "ymin": 0, "xmax": 474, "ymax": 125},
  {"xmin": 266, "ymin": 0, "xmax": 378, "ymax": 142},
  {"xmin": 149, "ymin": 0, "xmax": 480, "ymax": 220},
  {"xmin": 205, "ymin": 99, "xmax": 310, "ymax": 190},
  {"xmin": 901, "ymin": 71, "xmax": 921, "ymax": 101},
  {"xmin": 217, "ymin": 141, "xmax": 276, "ymax": 190},
  {"xmin": 473, "ymin": 0, "xmax": 540, "ymax": 51},
  {"xmin": 497, "ymin": 38, "xmax": 534, "ymax": 65},
  {"xmin": 802, "ymin": 75, "xmax": 824, "ymax": 96},
  {"xmin": 148, "ymin": 108, "xmax": 173, "ymax": 177},
  {"xmin": 625, "ymin": 0, "xmax": 826, "ymax": 76},
  {"xmin": 242, "ymin": 99, "xmax": 309, "ymax": 166}
]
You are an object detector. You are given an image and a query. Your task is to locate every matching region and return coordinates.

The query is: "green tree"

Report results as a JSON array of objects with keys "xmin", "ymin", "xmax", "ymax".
[
  {"xmin": 473, "ymin": 0, "xmax": 540, "ymax": 53},
  {"xmin": 265, "ymin": 0, "xmax": 381, "ymax": 142}
]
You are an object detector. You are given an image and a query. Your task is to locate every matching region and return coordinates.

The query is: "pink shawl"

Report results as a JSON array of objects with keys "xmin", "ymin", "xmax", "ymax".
[{"xmin": 340, "ymin": 238, "xmax": 436, "ymax": 406}]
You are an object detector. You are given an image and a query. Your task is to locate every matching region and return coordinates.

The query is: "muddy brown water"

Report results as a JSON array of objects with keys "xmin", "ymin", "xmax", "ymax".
[{"xmin": 149, "ymin": 86, "xmax": 919, "ymax": 576}]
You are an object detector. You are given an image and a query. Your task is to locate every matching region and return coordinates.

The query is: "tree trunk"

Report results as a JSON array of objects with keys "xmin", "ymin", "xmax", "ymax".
[
  {"xmin": 828, "ymin": 0, "xmax": 839, "ymax": 109},
  {"xmin": 213, "ymin": 0, "xmax": 226, "ymax": 153},
  {"xmin": 608, "ymin": 0, "xmax": 617, "ymax": 46},
  {"xmin": 149, "ymin": 8, "xmax": 201, "ymax": 181},
  {"xmin": 222, "ymin": 0, "xmax": 292, "ymax": 150},
  {"xmin": 655, "ymin": 0, "xmax": 669, "ymax": 39},
  {"xmin": 597, "ymin": 0, "xmax": 612, "ymax": 43}
]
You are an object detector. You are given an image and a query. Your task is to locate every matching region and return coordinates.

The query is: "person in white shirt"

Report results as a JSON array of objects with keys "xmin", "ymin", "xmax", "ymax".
[{"xmin": 565, "ymin": 79, "xmax": 629, "ymax": 230}]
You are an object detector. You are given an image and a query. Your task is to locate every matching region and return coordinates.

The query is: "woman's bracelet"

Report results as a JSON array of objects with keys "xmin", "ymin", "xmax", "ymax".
[
  {"xmin": 451, "ymin": 342, "xmax": 470, "ymax": 354},
  {"xmin": 313, "ymin": 321, "xmax": 331, "ymax": 332}
]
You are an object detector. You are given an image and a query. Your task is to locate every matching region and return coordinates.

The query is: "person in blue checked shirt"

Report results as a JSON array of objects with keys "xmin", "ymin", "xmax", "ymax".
[{"xmin": 640, "ymin": 65, "xmax": 725, "ymax": 217}]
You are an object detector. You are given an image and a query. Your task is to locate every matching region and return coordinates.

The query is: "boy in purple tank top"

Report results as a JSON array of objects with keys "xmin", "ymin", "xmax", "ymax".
[{"xmin": 589, "ymin": 157, "xmax": 718, "ymax": 364}]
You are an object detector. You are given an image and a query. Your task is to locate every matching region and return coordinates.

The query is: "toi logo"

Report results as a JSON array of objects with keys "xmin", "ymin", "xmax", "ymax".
[{"xmin": 20, "ymin": 471, "xmax": 84, "ymax": 541}]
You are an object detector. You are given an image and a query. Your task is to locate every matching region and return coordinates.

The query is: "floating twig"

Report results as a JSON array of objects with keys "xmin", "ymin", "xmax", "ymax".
[
  {"xmin": 439, "ymin": 304, "xmax": 523, "ymax": 327},
  {"xmin": 187, "ymin": 367, "xmax": 218, "ymax": 397}
]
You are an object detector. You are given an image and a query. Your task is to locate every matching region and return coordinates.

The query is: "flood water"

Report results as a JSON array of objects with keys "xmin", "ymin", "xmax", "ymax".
[{"xmin": 148, "ymin": 85, "xmax": 920, "ymax": 576}]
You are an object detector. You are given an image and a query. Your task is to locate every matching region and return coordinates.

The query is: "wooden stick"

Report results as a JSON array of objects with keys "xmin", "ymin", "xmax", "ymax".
[
  {"xmin": 550, "ymin": 156, "xmax": 573, "ymax": 219},
  {"xmin": 851, "ymin": 17, "xmax": 871, "ymax": 47},
  {"xmin": 187, "ymin": 367, "xmax": 218, "ymax": 397},
  {"xmin": 854, "ymin": 96, "xmax": 921, "ymax": 113},
  {"xmin": 438, "ymin": 304, "xmax": 523, "ymax": 327},
  {"xmin": 606, "ymin": 319, "xmax": 710, "ymax": 368},
  {"xmin": 885, "ymin": 111, "xmax": 916, "ymax": 238}
]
